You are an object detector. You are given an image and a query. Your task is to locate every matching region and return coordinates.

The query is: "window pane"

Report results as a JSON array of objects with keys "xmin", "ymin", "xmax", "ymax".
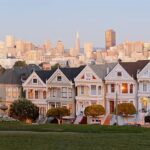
[
  {"xmin": 91, "ymin": 85, "xmax": 96, "ymax": 95},
  {"xmin": 130, "ymin": 84, "xmax": 133, "ymax": 93},
  {"xmin": 111, "ymin": 84, "xmax": 115, "ymax": 93},
  {"xmin": 122, "ymin": 83, "xmax": 128, "ymax": 93},
  {"xmin": 35, "ymin": 91, "xmax": 38, "ymax": 99},
  {"xmin": 33, "ymin": 79, "xmax": 37, "ymax": 83},
  {"xmin": 143, "ymin": 83, "xmax": 147, "ymax": 92},
  {"xmin": 81, "ymin": 86, "xmax": 84, "ymax": 94},
  {"xmin": 98, "ymin": 86, "xmax": 101, "ymax": 95}
]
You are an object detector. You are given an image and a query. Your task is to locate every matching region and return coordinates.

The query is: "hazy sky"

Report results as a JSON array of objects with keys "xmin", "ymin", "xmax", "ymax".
[{"xmin": 0, "ymin": 0, "xmax": 150, "ymax": 48}]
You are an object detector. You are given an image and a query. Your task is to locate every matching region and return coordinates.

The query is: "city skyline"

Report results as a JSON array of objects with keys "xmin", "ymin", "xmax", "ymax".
[{"xmin": 0, "ymin": 0, "xmax": 150, "ymax": 48}]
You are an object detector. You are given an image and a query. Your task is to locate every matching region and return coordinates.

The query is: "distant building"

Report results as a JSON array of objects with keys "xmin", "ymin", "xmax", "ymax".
[
  {"xmin": 75, "ymin": 32, "xmax": 80, "ymax": 56},
  {"xmin": 84, "ymin": 43, "xmax": 93, "ymax": 58},
  {"xmin": 105, "ymin": 29, "xmax": 116, "ymax": 50},
  {"xmin": 5, "ymin": 35, "xmax": 15, "ymax": 48},
  {"xmin": 55, "ymin": 40, "xmax": 64, "ymax": 56}
]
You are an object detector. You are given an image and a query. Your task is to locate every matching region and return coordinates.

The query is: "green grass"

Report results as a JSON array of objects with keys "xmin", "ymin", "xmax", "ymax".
[{"xmin": 0, "ymin": 122, "xmax": 150, "ymax": 150}]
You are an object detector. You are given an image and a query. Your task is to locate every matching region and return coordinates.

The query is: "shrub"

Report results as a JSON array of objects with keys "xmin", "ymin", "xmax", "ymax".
[
  {"xmin": 84, "ymin": 105, "xmax": 105, "ymax": 117},
  {"xmin": 9, "ymin": 98, "xmax": 39, "ymax": 122},
  {"xmin": 46, "ymin": 107, "xmax": 70, "ymax": 124},
  {"xmin": 117, "ymin": 103, "xmax": 136, "ymax": 117}
]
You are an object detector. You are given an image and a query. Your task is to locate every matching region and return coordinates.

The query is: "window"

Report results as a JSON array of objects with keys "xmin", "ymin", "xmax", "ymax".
[
  {"xmin": 49, "ymin": 102, "xmax": 55, "ymax": 108},
  {"xmin": 111, "ymin": 84, "xmax": 115, "ymax": 93},
  {"xmin": 28, "ymin": 89, "xmax": 33, "ymax": 99},
  {"xmin": 122, "ymin": 83, "xmax": 128, "ymax": 93},
  {"xmin": 35, "ymin": 90, "xmax": 39, "ymax": 99},
  {"xmin": 68, "ymin": 88, "xmax": 72, "ymax": 98},
  {"xmin": 91, "ymin": 85, "xmax": 96, "ymax": 95},
  {"xmin": 56, "ymin": 102, "xmax": 61, "ymax": 108},
  {"xmin": 7, "ymin": 88, "xmax": 12, "ymax": 98},
  {"xmin": 33, "ymin": 79, "xmax": 37, "ymax": 84},
  {"xmin": 81, "ymin": 86, "xmax": 84, "ymax": 95},
  {"xmin": 43, "ymin": 91, "xmax": 46, "ymax": 99},
  {"xmin": 130, "ymin": 84, "xmax": 133, "ymax": 94},
  {"xmin": 52, "ymin": 88, "xmax": 57, "ymax": 97},
  {"xmin": 117, "ymin": 72, "xmax": 122, "ymax": 76},
  {"xmin": 12, "ymin": 88, "xmax": 18, "ymax": 98},
  {"xmin": 98, "ymin": 86, "xmax": 101, "ymax": 95},
  {"xmin": 143, "ymin": 83, "xmax": 147, "ymax": 92},
  {"xmin": 62, "ymin": 87, "xmax": 67, "ymax": 98},
  {"xmin": 57, "ymin": 76, "xmax": 62, "ymax": 81}
]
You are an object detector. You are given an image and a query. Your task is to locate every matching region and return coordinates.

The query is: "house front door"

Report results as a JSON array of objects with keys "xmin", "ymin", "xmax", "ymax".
[{"xmin": 110, "ymin": 101, "xmax": 114, "ymax": 114}]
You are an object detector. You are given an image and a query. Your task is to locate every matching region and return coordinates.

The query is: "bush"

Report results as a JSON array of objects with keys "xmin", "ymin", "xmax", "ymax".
[
  {"xmin": 46, "ymin": 107, "xmax": 70, "ymax": 124},
  {"xmin": 84, "ymin": 105, "xmax": 105, "ymax": 117},
  {"xmin": 117, "ymin": 103, "xmax": 136, "ymax": 117},
  {"xmin": 9, "ymin": 98, "xmax": 39, "ymax": 122}
]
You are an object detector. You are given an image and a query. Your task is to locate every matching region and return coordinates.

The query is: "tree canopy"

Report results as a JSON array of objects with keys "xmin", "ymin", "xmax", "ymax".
[
  {"xmin": 84, "ymin": 105, "xmax": 105, "ymax": 117},
  {"xmin": 9, "ymin": 98, "xmax": 39, "ymax": 122},
  {"xmin": 13, "ymin": 61, "xmax": 27, "ymax": 67}
]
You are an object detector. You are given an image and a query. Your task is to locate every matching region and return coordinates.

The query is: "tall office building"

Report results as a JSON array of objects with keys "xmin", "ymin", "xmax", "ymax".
[
  {"xmin": 43, "ymin": 40, "xmax": 51, "ymax": 51},
  {"xmin": 5, "ymin": 35, "xmax": 15, "ymax": 48},
  {"xmin": 55, "ymin": 40, "xmax": 64, "ymax": 55},
  {"xmin": 75, "ymin": 32, "xmax": 80, "ymax": 56},
  {"xmin": 105, "ymin": 29, "xmax": 116, "ymax": 50},
  {"xmin": 84, "ymin": 43, "xmax": 93, "ymax": 58},
  {"xmin": 15, "ymin": 40, "xmax": 25, "ymax": 52}
]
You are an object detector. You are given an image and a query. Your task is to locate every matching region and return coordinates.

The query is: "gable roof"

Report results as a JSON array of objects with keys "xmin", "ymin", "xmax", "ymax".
[
  {"xmin": 119, "ymin": 60, "xmax": 150, "ymax": 79},
  {"xmin": 89, "ymin": 63, "xmax": 117, "ymax": 80},
  {"xmin": 60, "ymin": 66, "xmax": 85, "ymax": 82},
  {"xmin": 35, "ymin": 69, "xmax": 56, "ymax": 83},
  {"xmin": 0, "ymin": 64, "xmax": 40, "ymax": 85}
]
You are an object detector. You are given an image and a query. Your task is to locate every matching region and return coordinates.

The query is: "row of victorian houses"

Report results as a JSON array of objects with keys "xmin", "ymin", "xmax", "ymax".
[{"xmin": 1, "ymin": 60, "xmax": 150, "ymax": 125}]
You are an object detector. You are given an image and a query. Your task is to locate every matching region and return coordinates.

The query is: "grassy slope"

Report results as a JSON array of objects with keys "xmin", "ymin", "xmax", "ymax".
[{"xmin": 0, "ymin": 122, "xmax": 150, "ymax": 150}]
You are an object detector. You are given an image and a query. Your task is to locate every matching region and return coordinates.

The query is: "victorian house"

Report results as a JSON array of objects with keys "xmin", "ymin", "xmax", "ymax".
[
  {"xmin": 105, "ymin": 60, "xmax": 149, "ymax": 124},
  {"xmin": 74, "ymin": 63, "xmax": 116, "ymax": 123},
  {"xmin": 22, "ymin": 70, "xmax": 55, "ymax": 115},
  {"xmin": 46, "ymin": 66, "xmax": 84, "ymax": 117},
  {"xmin": 137, "ymin": 60, "xmax": 150, "ymax": 122}
]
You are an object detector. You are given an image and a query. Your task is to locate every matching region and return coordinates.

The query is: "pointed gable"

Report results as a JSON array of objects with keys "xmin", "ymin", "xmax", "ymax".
[
  {"xmin": 105, "ymin": 60, "xmax": 149, "ymax": 81},
  {"xmin": 119, "ymin": 60, "xmax": 149, "ymax": 79},
  {"xmin": 137, "ymin": 61, "xmax": 150, "ymax": 79}
]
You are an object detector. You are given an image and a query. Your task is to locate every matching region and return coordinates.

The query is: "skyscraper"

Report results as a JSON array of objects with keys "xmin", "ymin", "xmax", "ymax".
[
  {"xmin": 105, "ymin": 29, "xmax": 116, "ymax": 50},
  {"xmin": 75, "ymin": 32, "xmax": 80, "ymax": 55},
  {"xmin": 84, "ymin": 43, "xmax": 93, "ymax": 58}
]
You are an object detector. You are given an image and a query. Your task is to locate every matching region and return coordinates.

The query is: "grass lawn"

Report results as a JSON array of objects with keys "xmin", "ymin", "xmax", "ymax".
[{"xmin": 0, "ymin": 122, "xmax": 150, "ymax": 150}]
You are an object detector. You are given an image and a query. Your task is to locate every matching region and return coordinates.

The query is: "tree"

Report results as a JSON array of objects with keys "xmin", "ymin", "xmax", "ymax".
[
  {"xmin": 9, "ymin": 98, "xmax": 39, "ymax": 122},
  {"xmin": 51, "ymin": 63, "xmax": 60, "ymax": 70},
  {"xmin": 84, "ymin": 105, "xmax": 105, "ymax": 118},
  {"xmin": 46, "ymin": 107, "xmax": 70, "ymax": 124},
  {"xmin": 0, "ymin": 65, "xmax": 5, "ymax": 74},
  {"xmin": 117, "ymin": 103, "xmax": 136, "ymax": 123},
  {"xmin": 13, "ymin": 61, "xmax": 27, "ymax": 67}
]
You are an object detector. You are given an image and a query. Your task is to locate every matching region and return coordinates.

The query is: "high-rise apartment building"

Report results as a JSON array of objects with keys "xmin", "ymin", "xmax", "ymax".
[
  {"xmin": 105, "ymin": 29, "xmax": 116, "ymax": 50},
  {"xmin": 84, "ymin": 43, "xmax": 93, "ymax": 58}
]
